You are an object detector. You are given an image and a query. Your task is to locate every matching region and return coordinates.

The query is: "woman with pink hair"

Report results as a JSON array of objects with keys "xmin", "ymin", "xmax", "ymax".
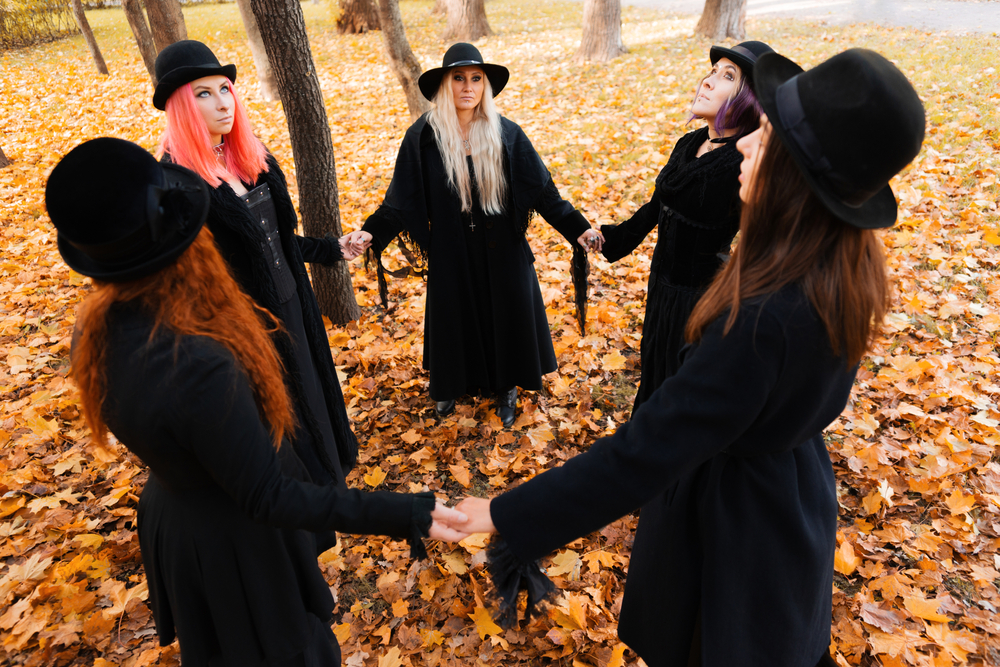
[{"xmin": 153, "ymin": 41, "xmax": 359, "ymax": 538}]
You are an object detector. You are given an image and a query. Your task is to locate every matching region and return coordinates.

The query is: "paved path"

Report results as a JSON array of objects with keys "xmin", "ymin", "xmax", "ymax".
[{"xmin": 624, "ymin": 0, "xmax": 1000, "ymax": 34}]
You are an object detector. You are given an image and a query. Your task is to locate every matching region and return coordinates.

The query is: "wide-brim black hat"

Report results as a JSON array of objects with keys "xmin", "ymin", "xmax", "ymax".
[
  {"xmin": 418, "ymin": 43, "xmax": 509, "ymax": 102},
  {"xmin": 754, "ymin": 49, "xmax": 925, "ymax": 229},
  {"xmin": 153, "ymin": 40, "xmax": 237, "ymax": 110},
  {"xmin": 709, "ymin": 40, "xmax": 774, "ymax": 87},
  {"xmin": 46, "ymin": 137, "xmax": 210, "ymax": 282}
]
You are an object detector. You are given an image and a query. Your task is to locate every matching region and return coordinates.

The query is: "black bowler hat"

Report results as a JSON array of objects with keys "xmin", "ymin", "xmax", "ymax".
[
  {"xmin": 153, "ymin": 40, "xmax": 238, "ymax": 110},
  {"xmin": 418, "ymin": 43, "xmax": 510, "ymax": 102},
  {"xmin": 755, "ymin": 49, "xmax": 925, "ymax": 229},
  {"xmin": 710, "ymin": 40, "xmax": 774, "ymax": 86},
  {"xmin": 46, "ymin": 138, "xmax": 211, "ymax": 282}
]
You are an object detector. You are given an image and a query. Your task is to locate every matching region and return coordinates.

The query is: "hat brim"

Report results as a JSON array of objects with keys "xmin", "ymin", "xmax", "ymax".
[
  {"xmin": 58, "ymin": 163, "xmax": 211, "ymax": 282},
  {"xmin": 153, "ymin": 63, "xmax": 238, "ymax": 110},
  {"xmin": 710, "ymin": 45, "xmax": 757, "ymax": 81},
  {"xmin": 755, "ymin": 53, "xmax": 897, "ymax": 229},
  {"xmin": 418, "ymin": 63, "xmax": 509, "ymax": 102}
]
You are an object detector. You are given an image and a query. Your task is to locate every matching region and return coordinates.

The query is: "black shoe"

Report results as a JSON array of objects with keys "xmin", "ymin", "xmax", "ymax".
[
  {"xmin": 496, "ymin": 387, "xmax": 517, "ymax": 427},
  {"xmin": 435, "ymin": 399, "xmax": 455, "ymax": 417}
]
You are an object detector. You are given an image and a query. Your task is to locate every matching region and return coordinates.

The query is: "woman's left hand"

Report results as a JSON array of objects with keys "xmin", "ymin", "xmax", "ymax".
[
  {"xmin": 453, "ymin": 497, "xmax": 496, "ymax": 534},
  {"xmin": 339, "ymin": 231, "xmax": 372, "ymax": 261},
  {"xmin": 577, "ymin": 229, "xmax": 604, "ymax": 253}
]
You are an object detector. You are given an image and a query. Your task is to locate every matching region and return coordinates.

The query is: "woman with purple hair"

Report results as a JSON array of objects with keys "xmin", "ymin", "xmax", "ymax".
[{"xmin": 600, "ymin": 41, "xmax": 773, "ymax": 413}]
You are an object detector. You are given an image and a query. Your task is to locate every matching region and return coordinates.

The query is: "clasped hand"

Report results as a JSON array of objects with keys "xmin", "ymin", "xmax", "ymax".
[
  {"xmin": 338, "ymin": 230, "xmax": 373, "ymax": 261},
  {"xmin": 428, "ymin": 497, "xmax": 496, "ymax": 543}
]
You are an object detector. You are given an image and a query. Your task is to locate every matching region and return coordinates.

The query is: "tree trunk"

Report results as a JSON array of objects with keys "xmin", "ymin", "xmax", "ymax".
[
  {"xmin": 442, "ymin": 0, "xmax": 492, "ymax": 42},
  {"xmin": 375, "ymin": 0, "xmax": 430, "ymax": 121},
  {"xmin": 337, "ymin": 0, "xmax": 380, "ymax": 34},
  {"xmin": 0, "ymin": 146, "xmax": 10, "ymax": 169},
  {"xmin": 70, "ymin": 0, "xmax": 109, "ymax": 75},
  {"xmin": 144, "ymin": 0, "xmax": 187, "ymax": 53},
  {"xmin": 695, "ymin": 0, "xmax": 746, "ymax": 40},
  {"xmin": 122, "ymin": 0, "xmax": 158, "ymax": 83},
  {"xmin": 234, "ymin": 0, "xmax": 279, "ymax": 102},
  {"xmin": 249, "ymin": 0, "xmax": 361, "ymax": 323},
  {"xmin": 430, "ymin": 0, "xmax": 446, "ymax": 16},
  {"xmin": 575, "ymin": 0, "xmax": 627, "ymax": 63}
]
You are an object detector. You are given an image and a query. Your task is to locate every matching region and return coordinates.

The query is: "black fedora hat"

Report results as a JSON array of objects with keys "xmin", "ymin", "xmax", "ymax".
[
  {"xmin": 709, "ymin": 40, "xmax": 774, "ymax": 87},
  {"xmin": 418, "ymin": 43, "xmax": 510, "ymax": 102},
  {"xmin": 153, "ymin": 40, "xmax": 238, "ymax": 110},
  {"xmin": 46, "ymin": 138, "xmax": 210, "ymax": 282},
  {"xmin": 754, "ymin": 49, "xmax": 925, "ymax": 229}
]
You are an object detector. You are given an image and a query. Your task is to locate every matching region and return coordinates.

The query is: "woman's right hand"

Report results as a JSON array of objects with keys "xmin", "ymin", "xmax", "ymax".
[
  {"xmin": 429, "ymin": 501, "xmax": 471, "ymax": 542},
  {"xmin": 340, "ymin": 231, "xmax": 373, "ymax": 261},
  {"xmin": 454, "ymin": 497, "xmax": 496, "ymax": 534}
]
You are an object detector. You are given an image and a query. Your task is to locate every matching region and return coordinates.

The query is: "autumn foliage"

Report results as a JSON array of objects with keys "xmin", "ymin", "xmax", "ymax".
[{"xmin": 0, "ymin": 2, "xmax": 998, "ymax": 666}]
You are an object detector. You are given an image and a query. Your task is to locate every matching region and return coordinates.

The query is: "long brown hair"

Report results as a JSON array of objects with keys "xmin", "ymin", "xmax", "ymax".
[
  {"xmin": 685, "ymin": 133, "xmax": 889, "ymax": 366},
  {"xmin": 73, "ymin": 228, "xmax": 294, "ymax": 448}
]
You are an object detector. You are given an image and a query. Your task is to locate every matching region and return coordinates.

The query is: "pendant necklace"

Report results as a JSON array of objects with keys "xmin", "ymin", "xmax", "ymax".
[
  {"xmin": 213, "ymin": 142, "xmax": 225, "ymax": 159},
  {"xmin": 463, "ymin": 138, "xmax": 471, "ymax": 152}
]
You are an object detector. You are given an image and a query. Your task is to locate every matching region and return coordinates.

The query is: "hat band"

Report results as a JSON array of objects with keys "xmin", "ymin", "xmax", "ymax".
[
  {"xmin": 729, "ymin": 45, "xmax": 758, "ymax": 62},
  {"xmin": 445, "ymin": 59, "xmax": 484, "ymax": 68},
  {"xmin": 775, "ymin": 77, "xmax": 879, "ymax": 208}
]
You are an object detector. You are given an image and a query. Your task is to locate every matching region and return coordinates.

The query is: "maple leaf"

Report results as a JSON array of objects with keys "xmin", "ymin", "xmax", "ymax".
[
  {"xmin": 469, "ymin": 606, "xmax": 502, "ymax": 639},
  {"xmin": 377, "ymin": 646, "xmax": 404, "ymax": 667},
  {"xmin": 902, "ymin": 596, "xmax": 949, "ymax": 623},
  {"xmin": 547, "ymin": 549, "xmax": 582, "ymax": 579},
  {"xmin": 363, "ymin": 466, "xmax": 387, "ymax": 488}
]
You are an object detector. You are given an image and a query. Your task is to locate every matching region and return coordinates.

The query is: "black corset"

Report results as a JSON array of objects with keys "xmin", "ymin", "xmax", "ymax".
[{"xmin": 242, "ymin": 183, "xmax": 296, "ymax": 304}]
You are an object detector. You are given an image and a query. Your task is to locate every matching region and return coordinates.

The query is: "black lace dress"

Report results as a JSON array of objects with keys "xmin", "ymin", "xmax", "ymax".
[{"xmin": 601, "ymin": 127, "xmax": 743, "ymax": 413}]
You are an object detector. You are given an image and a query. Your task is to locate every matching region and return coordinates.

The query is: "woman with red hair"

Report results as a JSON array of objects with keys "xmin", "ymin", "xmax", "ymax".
[
  {"xmin": 47, "ymin": 137, "xmax": 467, "ymax": 665},
  {"xmin": 152, "ymin": 41, "xmax": 358, "ymax": 532}
]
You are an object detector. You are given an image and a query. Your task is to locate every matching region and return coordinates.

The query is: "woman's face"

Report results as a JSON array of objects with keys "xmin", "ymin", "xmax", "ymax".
[
  {"xmin": 736, "ymin": 114, "xmax": 771, "ymax": 202},
  {"xmin": 450, "ymin": 66, "xmax": 485, "ymax": 114},
  {"xmin": 191, "ymin": 75, "xmax": 235, "ymax": 143},
  {"xmin": 691, "ymin": 57, "xmax": 741, "ymax": 123}
]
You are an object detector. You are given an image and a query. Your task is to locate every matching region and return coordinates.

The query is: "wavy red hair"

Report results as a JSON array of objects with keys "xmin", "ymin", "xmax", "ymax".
[
  {"xmin": 73, "ymin": 228, "xmax": 294, "ymax": 448},
  {"xmin": 157, "ymin": 81, "xmax": 268, "ymax": 187}
]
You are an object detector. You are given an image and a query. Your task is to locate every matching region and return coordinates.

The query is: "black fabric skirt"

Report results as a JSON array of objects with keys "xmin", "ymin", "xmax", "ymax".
[
  {"xmin": 138, "ymin": 446, "xmax": 339, "ymax": 667},
  {"xmin": 631, "ymin": 274, "xmax": 706, "ymax": 414}
]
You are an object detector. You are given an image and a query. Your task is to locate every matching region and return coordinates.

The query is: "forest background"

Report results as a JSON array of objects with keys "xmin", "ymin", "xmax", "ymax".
[{"xmin": 0, "ymin": 1, "xmax": 998, "ymax": 665}]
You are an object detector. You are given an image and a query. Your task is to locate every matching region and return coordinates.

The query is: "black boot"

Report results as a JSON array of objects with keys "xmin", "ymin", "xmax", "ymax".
[
  {"xmin": 435, "ymin": 399, "xmax": 455, "ymax": 417},
  {"xmin": 496, "ymin": 387, "xmax": 517, "ymax": 427}
]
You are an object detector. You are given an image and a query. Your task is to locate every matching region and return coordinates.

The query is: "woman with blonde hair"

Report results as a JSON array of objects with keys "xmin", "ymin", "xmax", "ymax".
[
  {"xmin": 344, "ymin": 43, "xmax": 604, "ymax": 427},
  {"xmin": 152, "ymin": 41, "xmax": 361, "ymax": 534},
  {"xmin": 46, "ymin": 137, "xmax": 467, "ymax": 665}
]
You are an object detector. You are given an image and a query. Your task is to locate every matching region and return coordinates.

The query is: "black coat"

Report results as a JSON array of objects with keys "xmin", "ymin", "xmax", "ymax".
[
  {"xmin": 94, "ymin": 305, "xmax": 434, "ymax": 666},
  {"xmin": 600, "ymin": 127, "xmax": 742, "ymax": 412},
  {"xmin": 490, "ymin": 284, "xmax": 854, "ymax": 666},
  {"xmin": 184, "ymin": 154, "xmax": 358, "ymax": 479},
  {"xmin": 362, "ymin": 114, "xmax": 590, "ymax": 400}
]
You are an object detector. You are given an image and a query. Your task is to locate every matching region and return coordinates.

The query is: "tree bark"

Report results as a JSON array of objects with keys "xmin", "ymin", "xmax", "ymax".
[
  {"xmin": 442, "ymin": 0, "xmax": 492, "ymax": 42},
  {"xmin": 695, "ymin": 0, "xmax": 746, "ymax": 40},
  {"xmin": 234, "ymin": 0, "xmax": 279, "ymax": 102},
  {"xmin": 70, "ymin": 0, "xmax": 109, "ymax": 75},
  {"xmin": 575, "ymin": 0, "xmax": 627, "ymax": 63},
  {"xmin": 144, "ymin": 0, "xmax": 187, "ymax": 53},
  {"xmin": 430, "ymin": 0, "xmax": 446, "ymax": 16},
  {"xmin": 122, "ymin": 0, "xmax": 157, "ymax": 83},
  {"xmin": 249, "ymin": 0, "xmax": 361, "ymax": 323},
  {"xmin": 375, "ymin": 0, "xmax": 430, "ymax": 121},
  {"xmin": 0, "ymin": 146, "xmax": 10, "ymax": 169},
  {"xmin": 336, "ymin": 0, "xmax": 380, "ymax": 34}
]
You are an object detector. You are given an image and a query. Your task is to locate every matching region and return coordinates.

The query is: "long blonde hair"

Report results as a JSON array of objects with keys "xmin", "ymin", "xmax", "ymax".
[{"xmin": 428, "ymin": 72, "xmax": 506, "ymax": 214}]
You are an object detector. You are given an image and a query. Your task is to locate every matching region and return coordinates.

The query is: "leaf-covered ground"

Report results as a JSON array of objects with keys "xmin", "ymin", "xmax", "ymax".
[{"xmin": 1, "ymin": 2, "xmax": 998, "ymax": 665}]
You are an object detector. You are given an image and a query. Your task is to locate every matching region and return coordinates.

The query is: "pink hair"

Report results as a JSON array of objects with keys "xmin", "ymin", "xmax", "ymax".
[{"xmin": 157, "ymin": 81, "xmax": 268, "ymax": 188}]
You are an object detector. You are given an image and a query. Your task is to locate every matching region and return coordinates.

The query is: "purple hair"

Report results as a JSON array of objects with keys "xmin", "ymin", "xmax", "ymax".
[{"xmin": 714, "ymin": 78, "xmax": 764, "ymax": 137}]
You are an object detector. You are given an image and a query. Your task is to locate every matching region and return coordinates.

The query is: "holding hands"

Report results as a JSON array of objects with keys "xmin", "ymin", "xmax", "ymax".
[
  {"xmin": 429, "ymin": 497, "xmax": 495, "ymax": 543},
  {"xmin": 339, "ymin": 230, "xmax": 373, "ymax": 261},
  {"xmin": 577, "ymin": 228, "xmax": 605, "ymax": 253}
]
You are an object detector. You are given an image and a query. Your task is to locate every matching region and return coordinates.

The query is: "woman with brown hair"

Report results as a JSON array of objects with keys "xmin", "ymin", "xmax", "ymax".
[
  {"xmin": 456, "ymin": 49, "xmax": 925, "ymax": 666},
  {"xmin": 47, "ymin": 137, "xmax": 467, "ymax": 666}
]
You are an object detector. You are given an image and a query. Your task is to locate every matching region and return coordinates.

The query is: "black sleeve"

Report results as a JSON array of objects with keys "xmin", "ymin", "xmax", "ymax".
[
  {"xmin": 599, "ymin": 191, "xmax": 662, "ymax": 263},
  {"xmin": 534, "ymin": 179, "xmax": 591, "ymax": 245},
  {"xmin": 490, "ymin": 304, "xmax": 785, "ymax": 562},
  {"xmin": 361, "ymin": 206, "xmax": 406, "ymax": 254},
  {"xmin": 296, "ymin": 235, "xmax": 344, "ymax": 264},
  {"xmin": 171, "ymin": 346, "xmax": 430, "ymax": 542}
]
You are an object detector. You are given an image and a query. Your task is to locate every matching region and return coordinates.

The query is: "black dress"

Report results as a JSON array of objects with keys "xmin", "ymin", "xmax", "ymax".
[
  {"xmin": 363, "ymin": 115, "xmax": 590, "ymax": 401},
  {"xmin": 94, "ymin": 306, "xmax": 435, "ymax": 667},
  {"xmin": 488, "ymin": 284, "xmax": 853, "ymax": 666},
  {"xmin": 600, "ymin": 127, "xmax": 742, "ymax": 413}
]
